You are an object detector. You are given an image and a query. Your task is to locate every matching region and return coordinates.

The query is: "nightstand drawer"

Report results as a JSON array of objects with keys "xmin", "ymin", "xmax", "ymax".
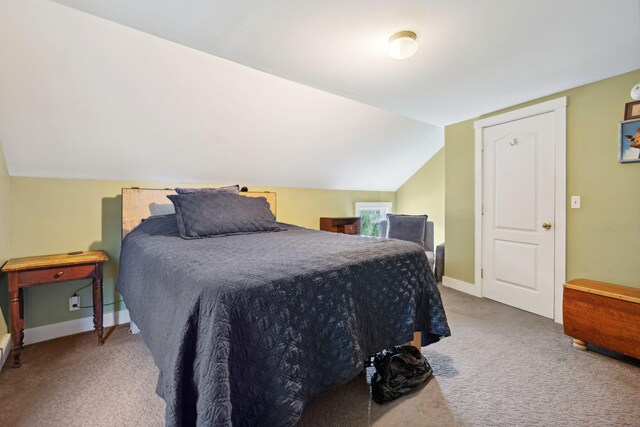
[{"xmin": 18, "ymin": 264, "xmax": 97, "ymax": 286}]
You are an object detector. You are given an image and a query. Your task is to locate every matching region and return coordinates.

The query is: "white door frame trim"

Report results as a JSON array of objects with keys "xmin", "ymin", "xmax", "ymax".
[{"xmin": 473, "ymin": 97, "xmax": 567, "ymax": 323}]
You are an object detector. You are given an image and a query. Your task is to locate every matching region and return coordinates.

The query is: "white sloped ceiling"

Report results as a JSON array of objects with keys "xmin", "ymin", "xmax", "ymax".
[
  {"xmin": 0, "ymin": 0, "xmax": 442, "ymax": 191},
  {"xmin": 52, "ymin": 0, "xmax": 640, "ymax": 126}
]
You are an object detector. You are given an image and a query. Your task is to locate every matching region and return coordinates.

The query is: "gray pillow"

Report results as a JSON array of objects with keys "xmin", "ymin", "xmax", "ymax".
[
  {"xmin": 386, "ymin": 214, "xmax": 428, "ymax": 248},
  {"xmin": 167, "ymin": 192, "xmax": 282, "ymax": 239},
  {"xmin": 175, "ymin": 185, "xmax": 239, "ymax": 195}
]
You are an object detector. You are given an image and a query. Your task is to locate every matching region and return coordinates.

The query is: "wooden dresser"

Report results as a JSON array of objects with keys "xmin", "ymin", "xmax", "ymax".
[{"xmin": 319, "ymin": 217, "xmax": 361, "ymax": 235}]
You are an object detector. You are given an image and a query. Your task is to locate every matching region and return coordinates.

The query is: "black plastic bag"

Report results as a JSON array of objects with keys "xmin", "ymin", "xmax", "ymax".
[{"xmin": 370, "ymin": 345, "xmax": 433, "ymax": 404}]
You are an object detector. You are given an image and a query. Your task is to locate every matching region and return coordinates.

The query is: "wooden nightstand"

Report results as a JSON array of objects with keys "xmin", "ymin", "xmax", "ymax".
[
  {"xmin": 1, "ymin": 250, "xmax": 109, "ymax": 368},
  {"xmin": 319, "ymin": 217, "xmax": 361, "ymax": 235}
]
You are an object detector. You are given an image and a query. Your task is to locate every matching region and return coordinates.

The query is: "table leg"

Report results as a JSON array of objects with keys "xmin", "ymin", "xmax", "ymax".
[
  {"xmin": 92, "ymin": 264, "xmax": 104, "ymax": 346},
  {"xmin": 411, "ymin": 332, "xmax": 422, "ymax": 349},
  {"xmin": 9, "ymin": 273, "xmax": 24, "ymax": 368},
  {"xmin": 572, "ymin": 338, "xmax": 588, "ymax": 351}
]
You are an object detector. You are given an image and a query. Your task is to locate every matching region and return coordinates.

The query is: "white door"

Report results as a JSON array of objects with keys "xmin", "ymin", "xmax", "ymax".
[{"xmin": 482, "ymin": 112, "xmax": 555, "ymax": 318}]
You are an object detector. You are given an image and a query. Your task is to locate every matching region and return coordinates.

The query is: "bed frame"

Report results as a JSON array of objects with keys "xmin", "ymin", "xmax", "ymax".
[
  {"xmin": 121, "ymin": 187, "xmax": 277, "ymax": 238},
  {"xmin": 120, "ymin": 187, "xmax": 421, "ymax": 348}
]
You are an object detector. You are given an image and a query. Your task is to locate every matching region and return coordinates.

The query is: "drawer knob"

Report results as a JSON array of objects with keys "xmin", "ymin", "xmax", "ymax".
[{"xmin": 54, "ymin": 271, "xmax": 65, "ymax": 278}]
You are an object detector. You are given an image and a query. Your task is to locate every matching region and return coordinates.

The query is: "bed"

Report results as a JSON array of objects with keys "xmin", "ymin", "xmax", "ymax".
[{"xmin": 116, "ymin": 188, "xmax": 450, "ymax": 426}]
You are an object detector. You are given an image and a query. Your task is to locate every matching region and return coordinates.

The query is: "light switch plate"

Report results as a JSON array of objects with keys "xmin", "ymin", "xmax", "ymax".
[{"xmin": 571, "ymin": 196, "xmax": 581, "ymax": 209}]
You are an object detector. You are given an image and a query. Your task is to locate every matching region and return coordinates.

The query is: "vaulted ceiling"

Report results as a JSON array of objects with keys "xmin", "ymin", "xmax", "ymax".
[
  {"xmin": 0, "ymin": 0, "xmax": 638, "ymax": 191},
  {"xmin": 53, "ymin": 0, "xmax": 640, "ymax": 125}
]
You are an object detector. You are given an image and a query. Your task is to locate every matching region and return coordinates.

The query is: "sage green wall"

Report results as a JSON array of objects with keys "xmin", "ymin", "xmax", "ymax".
[
  {"xmin": 445, "ymin": 69, "xmax": 640, "ymax": 288},
  {"xmin": 0, "ymin": 142, "xmax": 9, "ymax": 334},
  {"xmin": 444, "ymin": 120, "xmax": 476, "ymax": 284},
  {"xmin": 396, "ymin": 147, "xmax": 445, "ymax": 246},
  {"xmin": 5, "ymin": 177, "xmax": 394, "ymax": 328}
]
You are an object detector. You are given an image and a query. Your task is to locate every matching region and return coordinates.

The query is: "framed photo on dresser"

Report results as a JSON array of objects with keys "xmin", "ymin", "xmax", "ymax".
[{"xmin": 624, "ymin": 100, "xmax": 640, "ymax": 120}]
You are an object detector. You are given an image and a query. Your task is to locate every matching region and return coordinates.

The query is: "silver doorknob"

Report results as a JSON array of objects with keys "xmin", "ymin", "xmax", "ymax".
[{"xmin": 542, "ymin": 222, "xmax": 552, "ymax": 230}]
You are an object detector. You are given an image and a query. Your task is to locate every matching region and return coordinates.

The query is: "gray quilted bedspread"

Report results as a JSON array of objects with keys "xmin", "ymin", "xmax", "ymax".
[{"xmin": 116, "ymin": 215, "xmax": 450, "ymax": 426}]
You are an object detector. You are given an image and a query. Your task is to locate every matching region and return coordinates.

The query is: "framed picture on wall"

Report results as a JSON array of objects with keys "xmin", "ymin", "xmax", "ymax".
[
  {"xmin": 619, "ymin": 118, "xmax": 640, "ymax": 163},
  {"xmin": 625, "ymin": 100, "xmax": 640, "ymax": 120}
]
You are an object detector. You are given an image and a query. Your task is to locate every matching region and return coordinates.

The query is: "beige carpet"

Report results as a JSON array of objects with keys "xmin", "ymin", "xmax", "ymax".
[{"xmin": 1, "ymin": 287, "xmax": 639, "ymax": 426}]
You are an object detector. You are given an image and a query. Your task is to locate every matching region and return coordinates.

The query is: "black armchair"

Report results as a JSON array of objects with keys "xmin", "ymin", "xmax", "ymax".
[{"xmin": 379, "ymin": 220, "xmax": 435, "ymax": 273}]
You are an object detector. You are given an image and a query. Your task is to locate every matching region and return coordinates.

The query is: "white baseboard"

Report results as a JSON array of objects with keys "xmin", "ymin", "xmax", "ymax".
[
  {"xmin": 0, "ymin": 333, "xmax": 10, "ymax": 369},
  {"xmin": 0, "ymin": 310, "xmax": 131, "ymax": 370},
  {"xmin": 23, "ymin": 309, "xmax": 130, "ymax": 346},
  {"xmin": 442, "ymin": 276, "xmax": 482, "ymax": 297}
]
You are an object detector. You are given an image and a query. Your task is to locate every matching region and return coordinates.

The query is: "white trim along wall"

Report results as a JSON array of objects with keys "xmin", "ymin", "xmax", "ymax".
[
  {"xmin": 473, "ymin": 97, "xmax": 567, "ymax": 323},
  {"xmin": 442, "ymin": 276, "xmax": 481, "ymax": 297},
  {"xmin": 0, "ymin": 309, "xmax": 130, "ymax": 370},
  {"xmin": 0, "ymin": 333, "xmax": 10, "ymax": 369}
]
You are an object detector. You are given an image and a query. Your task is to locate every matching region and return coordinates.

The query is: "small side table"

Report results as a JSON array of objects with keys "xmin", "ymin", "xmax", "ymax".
[
  {"xmin": 1, "ymin": 250, "xmax": 109, "ymax": 368},
  {"xmin": 319, "ymin": 217, "xmax": 361, "ymax": 235}
]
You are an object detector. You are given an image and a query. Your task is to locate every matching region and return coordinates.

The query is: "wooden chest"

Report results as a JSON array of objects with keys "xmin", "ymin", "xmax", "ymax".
[{"xmin": 563, "ymin": 278, "xmax": 640, "ymax": 359}]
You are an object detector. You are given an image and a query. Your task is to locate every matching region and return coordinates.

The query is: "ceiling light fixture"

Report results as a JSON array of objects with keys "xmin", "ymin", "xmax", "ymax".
[{"xmin": 388, "ymin": 31, "xmax": 417, "ymax": 59}]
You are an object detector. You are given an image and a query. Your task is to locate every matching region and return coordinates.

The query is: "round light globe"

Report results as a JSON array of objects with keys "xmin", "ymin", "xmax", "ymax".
[
  {"xmin": 388, "ymin": 31, "xmax": 418, "ymax": 60},
  {"xmin": 631, "ymin": 83, "xmax": 640, "ymax": 100}
]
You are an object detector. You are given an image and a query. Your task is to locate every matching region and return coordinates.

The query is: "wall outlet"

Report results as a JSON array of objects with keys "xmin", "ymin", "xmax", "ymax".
[{"xmin": 69, "ymin": 296, "xmax": 80, "ymax": 311}]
